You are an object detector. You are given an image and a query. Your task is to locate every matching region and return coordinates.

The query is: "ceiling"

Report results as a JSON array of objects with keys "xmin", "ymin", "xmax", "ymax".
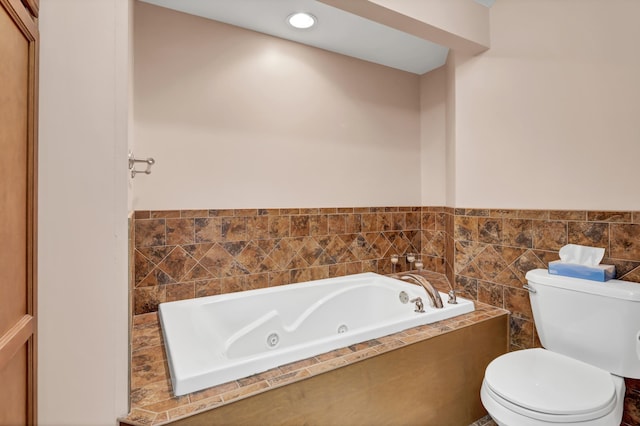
[{"xmin": 139, "ymin": 0, "xmax": 493, "ymax": 75}]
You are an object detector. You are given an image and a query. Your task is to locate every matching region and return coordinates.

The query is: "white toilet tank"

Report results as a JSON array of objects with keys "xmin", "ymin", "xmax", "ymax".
[{"xmin": 525, "ymin": 269, "xmax": 640, "ymax": 379}]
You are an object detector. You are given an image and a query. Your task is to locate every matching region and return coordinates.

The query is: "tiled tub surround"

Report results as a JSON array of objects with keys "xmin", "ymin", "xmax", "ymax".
[
  {"xmin": 132, "ymin": 207, "xmax": 446, "ymax": 316},
  {"xmin": 131, "ymin": 206, "xmax": 640, "ymax": 425},
  {"xmin": 121, "ymin": 284, "xmax": 507, "ymax": 425}
]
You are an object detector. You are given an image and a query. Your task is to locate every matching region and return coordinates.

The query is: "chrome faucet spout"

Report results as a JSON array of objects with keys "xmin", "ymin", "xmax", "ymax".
[{"xmin": 399, "ymin": 274, "xmax": 444, "ymax": 309}]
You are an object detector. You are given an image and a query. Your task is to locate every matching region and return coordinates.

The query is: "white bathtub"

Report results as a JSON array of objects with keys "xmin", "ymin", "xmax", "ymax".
[{"xmin": 159, "ymin": 272, "xmax": 474, "ymax": 396}]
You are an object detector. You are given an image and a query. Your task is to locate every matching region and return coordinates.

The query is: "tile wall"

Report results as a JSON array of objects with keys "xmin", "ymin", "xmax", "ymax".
[
  {"xmin": 132, "ymin": 207, "xmax": 445, "ymax": 316},
  {"xmin": 131, "ymin": 206, "xmax": 640, "ymax": 425}
]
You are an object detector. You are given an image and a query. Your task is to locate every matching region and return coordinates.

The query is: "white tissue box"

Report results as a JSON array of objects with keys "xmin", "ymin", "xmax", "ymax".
[{"xmin": 548, "ymin": 260, "xmax": 616, "ymax": 282}]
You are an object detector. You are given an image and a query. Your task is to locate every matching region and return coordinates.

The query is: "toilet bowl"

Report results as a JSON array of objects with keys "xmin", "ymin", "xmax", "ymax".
[
  {"xmin": 480, "ymin": 349, "xmax": 624, "ymax": 426},
  {"xmin": 480, "ymin": 269, "xmax": 640, "ymax": 426}
]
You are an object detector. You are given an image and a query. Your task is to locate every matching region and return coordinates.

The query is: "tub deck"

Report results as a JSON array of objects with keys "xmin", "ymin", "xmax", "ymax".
[{"xmin": 121, "ymin": 272, "xmax": 508, "ymax": 426}]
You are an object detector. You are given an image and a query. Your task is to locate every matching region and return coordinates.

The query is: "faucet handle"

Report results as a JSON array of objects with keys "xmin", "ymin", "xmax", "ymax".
[
  {"xmin": 410, "ymin": 297, "xmax": 425, "ymax": 313},
  {"xmin": 448, "ymin": 290, "xmax": 458, "ymax": 304}
]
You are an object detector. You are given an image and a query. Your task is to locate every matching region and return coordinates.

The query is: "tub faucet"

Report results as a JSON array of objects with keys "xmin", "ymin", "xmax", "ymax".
[{"xmin": 399, "ymin": 274, "xmax": 444, "ymax": 309}]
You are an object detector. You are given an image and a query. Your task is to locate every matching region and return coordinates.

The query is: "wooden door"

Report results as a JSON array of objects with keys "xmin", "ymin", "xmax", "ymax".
[{"xmin": 0, "ymin": 0, "xmax": 38, "ymax": 424}]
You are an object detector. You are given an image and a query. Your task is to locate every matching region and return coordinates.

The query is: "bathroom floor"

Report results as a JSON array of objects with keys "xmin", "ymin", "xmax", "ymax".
[{"xmin": 470, "ymin": 415, "xmax": 497, "ymax": 426}]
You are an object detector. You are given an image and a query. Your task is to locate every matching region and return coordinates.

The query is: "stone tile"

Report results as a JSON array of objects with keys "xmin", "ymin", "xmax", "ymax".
[
  {"xmin": 182, "ymin": 243, "xmax": 214, "ymax": 262},
  {"xmin": 150, "ymin": 210, "xmax": 180, "ymax": 219},
  {"xmin": 478, "ymin": 218, "xmax": 502, "ymax": 245},
  {"xmin": 360, "ymin": 213, "xmax": 377, "ymax": 232},
  {"xmin": 509, "ymin": 316, "xmax": 534, "ymax": 349},
  {"xmin": 165, "ymin": 282, "xmax": 195, "ymax": 302},
  {"xmin": 189, "ymin": 381, "xmax": 239, "ymax": 403},
  {"xmin": 220, "ymin": 381, "xmax": 270, "ymax": 403},
  {"xmin": 268, "ymin": 271, "xmax": 290, "ymax": 286},
  {"xmin": 511, "ymin": 250, "xmax": 546, "ymax": 283},
  {"xmin": 183, "ymin": 263, "xmax": 214, "ymax": 281},
  {"xmin": 306, "ymin": 357, "xmax": 349, "ymax": 375},
  {"xmin": 517, "ymin": 210, "xmax": 549, "ymax": 220},
  {"xmin": 493, "ymin": 246, "xmax": 527, "ymax": 265},
  {"xmin": 132, "ymin": 320, "xmax": 162, "ymax": 350},
  {"xmin": 132, "ymin": 345, "xmax": 166, "ymax": 370},
  {"xmin": 494, "ymin": 266, "xmax": 524, "ymax": 288},
  {"xmin": 137, "ymin": 246, "xmax": 173, "ymax": 265},
  {"xmin": 165, "ymin": 218, "xmax": 195, "ymax": 245},
  {"xmin": 134, "ymin": 286, "xmax": 166, "ymax": 315},
  {"xmin": 290, "ymin": 215, "xmax": 310, "ymax": 237},
  {"xmin": 328, "ymin": 214, "xmax": 346, "ymax": 234},
  {"xmin": 194, "ymin": 217, "xmax": 221, "ymax": 243},
  {"xmin": 194, "ymin": 279, "xmax": 221, "ymax": 298},
  {"xmin": 279, "ymin": 357, "xmax": 318, "ymax": 374},
  {"xmin": 246, "ymin": 216, "xmax": 269, "ymax": 240},
  {"xmin": 268, "ymin": 369, "xmax": 311, "ymax": 387},
  {"xmin": 130, "ymin": 379, "xmax": 172, "ymax": 408},
  {"xmin": 604, "ymin": 259, "xmax": 640, "ymax": 277},
  {"xmin": 221, "ymin": 276, "xmax": 245, "ymax": 293},
  {"xmin": 297, "ymin": 237, "xmax": 323, "ymax": 266},
  {"xmin": 490, "ymin": 209, "xmax": 517, "ymax": 218},
  {"xmin": 245, "ymin": 273, "xmax": 269, "ymax": 290},
  {"xmin": 157, "ymin": 247, "xmax": 197, "ymax": 282},
  {"xmin": 180, "ymin": 209, "xmax": 208, "ymax": 218},
  {"xmin": 455, "ymin": 275, "xmax": 478, "ymax": 299},
  {"xmin": 473, "ymin": 246, "xmax": 509, "ymax": 280},
  {"xmin": 454, "ymin": 215, "xmax": 478, "ymax": 242},
  {"xmin": 588, "ymin": 211, "xmax": 632, "ymax": 223},
  {"xmin": 611, "ymin": 223, "xmax": 640, "ymax": 260},
  {"xmin": 166, "ymin": 397, "xmax": 225, "ymax": 421},
  {"xmin": 268, "ymin": 215, "xmax": 290, "ymax": 238},
  {"xmin": 454, "ymin": 240, "xmax": 486, "ymax": 273},
  {"xmin": 132, "ymin": 360, "xmax": 171, "ymax": 389},
  {"xmin": 478, "ymin": 281, "xmax": 503, "ymax": 308},
  {"xmin": 376, "ymin": 212, "xmax": 393, "ymax": 231},
  {"xmin": 620, "ymin": 264, "xmax": 640, "ymax": 282},
  {"xmin": 549, "ymin": 210, "xmax": 586, "ymax": 221},
  {"xmin": 135, "ymin": 250, "xmax": 156, "ymax": 286},
  {"xmin": 221, "ymin": 217, "xmax": 247, "ymax": 241},
  {"xmin": 140, "ymin": 394, "xmax": 190, "ymax": 413},
  {"xmin": 279, "ymin": 208, "xmax": 299, "ymax": 215},
  {"xmin": 138, "ymin": 267, "xmax": 176, "ymax": 288},
  {"xmin": 532, "ymin": 220, "xmax": 567, "ymax": 251},
  {"xmin": 502, "ymin": 219, "xmax": 533, "ymax": 248},
  {"xmin": 237, "ymin": 368, "xmax": 283, "ymax": 387},
  {"xmin": 235, "ymin": 242, "xmax": 267, "ymax": 273},
  {"xmin": 135, "ymin": 211, "xmax": 150, "ymax": 219},
  {"xmin": 208, "ymin": 209, "xmax": 234, "ymax": 217},
  {"xmin": 504, "ymin": 287, "xmax": 533, "ymax": 320},
  {"xmin": 344, "ymin": 214, "xmax": 362, "ymax": 234},
  {"xmin": 391, "ymin": 213, "xmax": 406, "ymax": 231},
  {"xmin": 567, "ymin": 222, "xmax": 609, "ymax": 253},
  {"xmin": 135, "ymin": 219, "xmax": 166, "ymax": 247},
  {"xmin": 199, "ymin": 244, "xmax": 234, "ymax": 278}
]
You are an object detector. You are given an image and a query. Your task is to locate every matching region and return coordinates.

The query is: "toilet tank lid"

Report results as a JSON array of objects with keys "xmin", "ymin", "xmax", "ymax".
[{"xmin": 526, "ymin": 269, "xmax": 640, "ymax": 301}]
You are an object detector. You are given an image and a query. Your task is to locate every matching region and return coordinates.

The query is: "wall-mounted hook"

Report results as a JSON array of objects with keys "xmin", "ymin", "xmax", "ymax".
[{"xmin": 128, "ymin": 152, "xmax": 155, "ymax": 178}]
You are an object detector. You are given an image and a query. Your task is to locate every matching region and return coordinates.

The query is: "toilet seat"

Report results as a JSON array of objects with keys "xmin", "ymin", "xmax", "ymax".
[{"xmin": 483, "ymin": 348, "xmax": 617, "ymax": 422}]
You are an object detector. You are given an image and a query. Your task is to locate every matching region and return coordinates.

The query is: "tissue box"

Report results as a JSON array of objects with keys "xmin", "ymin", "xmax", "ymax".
[{"xmin": 548, "ymin": 260, "xmax": 616, "ymax": 282}]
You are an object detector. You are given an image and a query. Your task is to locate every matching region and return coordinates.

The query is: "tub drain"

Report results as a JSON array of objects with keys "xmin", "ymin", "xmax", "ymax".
[
  {"xmin": 337, "ymin": 324, "xmax": 348, "ymax": 334},
  {"xmin": 267, "ymin": 332, "xmax": 280, "ymax": 348}
]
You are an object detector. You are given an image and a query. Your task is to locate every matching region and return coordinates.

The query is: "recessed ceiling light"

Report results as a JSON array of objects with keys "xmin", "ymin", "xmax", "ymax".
[{"xmin": 287, "ymin": 12, "xmax": 316, "ymax": 29}]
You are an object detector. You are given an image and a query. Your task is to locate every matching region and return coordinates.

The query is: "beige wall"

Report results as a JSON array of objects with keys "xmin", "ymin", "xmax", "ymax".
[
  {"xmin": 39, "ymin": 0, "xmax": 130, "ymax": 424},
  {"xmin": 450, "ymin": 0, "xmax": 640, "ymax": 210},
  {"xmin": 133, "ymin": 2, "xmax": 422, "ymax": 210},
  {"xmin": 420, "ymin": 67, "xmax": 447, "ymax": 205}
]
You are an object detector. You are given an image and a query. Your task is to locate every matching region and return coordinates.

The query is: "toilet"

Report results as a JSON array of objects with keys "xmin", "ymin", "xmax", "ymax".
[{"xmin": 481, "ymin": 268, "xmax": 640, "ymax": 426}]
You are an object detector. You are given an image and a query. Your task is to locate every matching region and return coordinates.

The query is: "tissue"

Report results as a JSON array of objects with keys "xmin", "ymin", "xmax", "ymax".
[{"xmin": 548, "ymin": 244, "xmax": 615, "ymax": 281}]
